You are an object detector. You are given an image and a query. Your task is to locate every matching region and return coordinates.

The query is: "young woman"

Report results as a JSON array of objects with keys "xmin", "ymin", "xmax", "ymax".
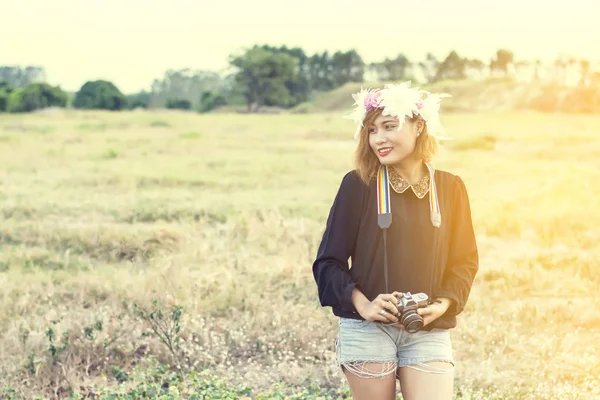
[{"xmin": 312, "ymin": 82, "xmax": 479, "ymax": 400}]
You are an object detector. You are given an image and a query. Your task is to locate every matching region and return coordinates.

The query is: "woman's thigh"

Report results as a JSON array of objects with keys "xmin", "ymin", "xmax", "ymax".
[
  {"xmin": 344, "ymin": 364, "xmax": 398, "ymax": 400},
  {"xmin": 396, "ymin": 328, "xmax": 455, "ymax": 400},
  {"xmin": 336, "ymin": 318, "xmax": 400, "ymax": 400},
  {"xmin": 398, "ymin": 362, "xmax": 454, "ymax": 400}
]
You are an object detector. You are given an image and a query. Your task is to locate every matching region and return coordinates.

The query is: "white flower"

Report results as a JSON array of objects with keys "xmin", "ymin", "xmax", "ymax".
[
  {"xmin": 343, "ymin": 81, "xmax": 452, "ymax": 140},
  {"xmin": 379, "ymin": 81, "xmax": 425, "ymax": 131},
  {"xmin": 419, "ymin": 92, "xmax": 450, "ymax": 123},
  {"xmin": 419, "ymin": 92, "xmax": 452, "ymax": 140},
  {"xmin": 344, "ymin": 87, "xmax": 379, "ymax": 139}
]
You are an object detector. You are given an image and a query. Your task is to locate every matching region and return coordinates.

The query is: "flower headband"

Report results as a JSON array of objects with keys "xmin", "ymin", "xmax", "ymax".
[{"xmin": 344, "ymin": 81, "xmax": 452, "ymax": 140}]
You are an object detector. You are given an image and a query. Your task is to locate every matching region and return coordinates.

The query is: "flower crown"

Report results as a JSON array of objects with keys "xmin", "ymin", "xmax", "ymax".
[{"xmin": 344, "ymin": 81, "xmax": 452, "ymax": 140}]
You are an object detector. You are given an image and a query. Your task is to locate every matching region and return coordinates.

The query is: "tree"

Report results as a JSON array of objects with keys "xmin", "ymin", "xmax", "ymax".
[
  {"xmin": 150, "ymin": 69, "xmax": 225, "ymax": 109},
  {"xmin": 434, "ymin": 51, "xmax": 467, "ymax": 81},
  {"xmin": 6, "ymin": 82, "xmax": 67, "ymax": 113},
  {"xmin": 331, "ymin": 50, "xmax": 364, "ymax": 87},
  {"xmin": 73, "ymin": 80, "xmax": 127, "ymax": 110},
  {"xmin": 579, "ymin": 59, "xmax": 590, "ymax": 86},
  {"xmin": 0, "ymin": 81, "xmax": 14, "ymax": 112},
  {"xmin": 254, "ymin": 45, "xmax": 311, "ymax": 106},
  {"xmin": 372, "ymin": 53, "xmax": 411, "ymax": 82},
  {"xmin": 419, "ymin": 53, "xmax": 440, "ymax": 83},
  {"xmin": 491, "ymin": 49, "xmax": 514, "ymax": 75},
  {"xmin": 304, "ymin": 49, "xmax": 365, "ymax": 92},
  {"xmin": 199, "ymin": 91, "xmax": 227, "ymax": 113},
  {"xmin": 554, "ymin": 58, "xmax": 568, "ymax": 86},
  {"xmin": 307, "ymin": 51, "xmax": 334, "ymax": 92},
  {"xmin": 465, "ymin": 58, "xmax": 486, "ymax": 79},
  {"xmin": 229, "ymin": 47, "xmax": 298, "ymax": 112},
  {"xmin": 0, "ymin": 66, "xmax": 46, "ymax": 88}
]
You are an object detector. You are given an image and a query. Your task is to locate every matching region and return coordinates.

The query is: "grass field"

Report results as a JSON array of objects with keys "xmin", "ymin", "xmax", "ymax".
[{"xmin": 0, "ymin": 107, "xmax": 599, "ymax": 399}]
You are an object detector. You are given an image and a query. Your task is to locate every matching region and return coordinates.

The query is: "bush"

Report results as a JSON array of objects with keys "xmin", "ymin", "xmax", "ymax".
[
  {"xmin": 0, "ymin": 81, "xmax": 14, "ymax": 111},
  {"xmin": 0, "ymin": 91, "xmax": 9, "ymax": 112},
  {"xmin": 166, "ymin": 99, "xmax": 192, "ymax": 110},
  {"xmin": 5, "ymin": 82, "xmax": 67, "ymax": 113},
  {"xmin": 199, "ymin": 91, "xmax": 227, "ymax": 113},
  {"xmin": 127, "ymin": 91, "xmax": 152, "ymax": 109},
  {"xmin": 73, "ymin": 80, "xmax": 127, "ymax": 111}
]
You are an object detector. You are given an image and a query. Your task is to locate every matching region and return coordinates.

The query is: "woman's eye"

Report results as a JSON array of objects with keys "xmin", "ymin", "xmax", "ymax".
[
  {"xmin": 385, "ymin": 125, "xmax": 396, "ymax": 130},
  {"xmin": 368, "ymin": 128, "xmax": 376, "ymax": 134}
]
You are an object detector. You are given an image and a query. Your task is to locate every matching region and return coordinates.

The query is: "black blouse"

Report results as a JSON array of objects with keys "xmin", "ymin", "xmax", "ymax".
[{"xmin": 312, "ymin": 168, "xmax": 479, "ymax": 330}]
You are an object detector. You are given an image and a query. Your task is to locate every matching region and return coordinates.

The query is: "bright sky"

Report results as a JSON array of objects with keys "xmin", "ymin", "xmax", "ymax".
[{"xmin": 1, "ymin": 0, "xmax": 597, "ymax": 93}]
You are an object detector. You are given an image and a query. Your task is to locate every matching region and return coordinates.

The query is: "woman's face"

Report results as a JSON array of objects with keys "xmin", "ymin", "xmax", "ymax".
[{"xmin": 367, "ymin": 113, "xmax": 423, "ymax": 166}]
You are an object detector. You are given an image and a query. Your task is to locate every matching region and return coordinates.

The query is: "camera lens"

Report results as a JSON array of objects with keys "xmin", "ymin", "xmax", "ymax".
[{"xmin": 401, "ymin": 310, "xmax": 424, "ymax": 333}]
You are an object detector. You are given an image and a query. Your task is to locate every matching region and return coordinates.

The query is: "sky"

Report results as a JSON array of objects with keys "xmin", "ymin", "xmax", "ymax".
[{"xmin": 1, "ymin": 0, "xmax": 598, "ymax": 93}]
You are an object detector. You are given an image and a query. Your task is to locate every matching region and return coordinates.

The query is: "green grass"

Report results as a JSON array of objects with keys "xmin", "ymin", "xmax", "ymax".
[{"xmin": 0, "ymin": 108, "xmax": 599, "ymax": 399}]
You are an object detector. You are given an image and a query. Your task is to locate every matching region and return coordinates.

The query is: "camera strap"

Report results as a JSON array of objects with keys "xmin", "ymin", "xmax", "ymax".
[
  {"xmin": 376, "ymin": 166, "xmax": 392, "ymax": 292},
  {"xmin": 376, "ymin": 164, "xmax": 441, "ymax": 295}
]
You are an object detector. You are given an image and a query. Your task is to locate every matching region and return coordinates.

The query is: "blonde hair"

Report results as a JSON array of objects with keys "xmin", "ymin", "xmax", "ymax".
[{"xmin": 354, "ymin": 108, "xmax": 439, "ymax": 184}]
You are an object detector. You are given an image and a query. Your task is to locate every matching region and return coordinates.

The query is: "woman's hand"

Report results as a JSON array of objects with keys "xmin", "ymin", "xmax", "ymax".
[
  {"xmin": 353, "ymin": 290, "xmax": 404, "ymax": 324},
  {"xmin": 417, "ymin": 297, "xmax": 453, "ymax": 327}
]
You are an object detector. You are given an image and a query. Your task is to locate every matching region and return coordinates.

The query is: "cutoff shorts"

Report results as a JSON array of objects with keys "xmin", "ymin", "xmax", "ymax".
[{"xmin": 335, "ymin": 317, "xmax": 454, "ymax": 370}]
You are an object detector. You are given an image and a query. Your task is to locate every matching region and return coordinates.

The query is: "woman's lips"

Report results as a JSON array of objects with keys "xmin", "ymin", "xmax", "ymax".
[{"xmin": 378, "ymin": 147, "xmax": 392, "ymax": 157}]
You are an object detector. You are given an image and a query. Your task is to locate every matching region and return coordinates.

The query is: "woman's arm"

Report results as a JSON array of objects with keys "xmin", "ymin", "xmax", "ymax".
[
  {"xmin": 312, "ymin": 171, "xmax": 364, "ymax": 312},
  {"xmin": 436, "ymin": 175, "xmax": 479, "ymax": 316}
]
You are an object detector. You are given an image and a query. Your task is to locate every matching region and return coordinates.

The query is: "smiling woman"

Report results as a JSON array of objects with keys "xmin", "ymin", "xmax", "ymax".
[
  {"xmin": 312, "ymin": 82, "xmax": 479, "ymax": 400},
  {"xmin": 355, "ymin": 109, "xmax": 438, "ymax": 185}
]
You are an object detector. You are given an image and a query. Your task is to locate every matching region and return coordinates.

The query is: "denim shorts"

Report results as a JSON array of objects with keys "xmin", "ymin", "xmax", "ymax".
[{"xmin": 335, "ymin": 317, "xmax": 454, "ymax": 377}]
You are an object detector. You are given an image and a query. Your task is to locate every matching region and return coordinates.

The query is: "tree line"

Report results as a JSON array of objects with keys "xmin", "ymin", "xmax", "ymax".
[{"xmin": 0, "ymin": 47, "xmax": 596, "ymax": 114}]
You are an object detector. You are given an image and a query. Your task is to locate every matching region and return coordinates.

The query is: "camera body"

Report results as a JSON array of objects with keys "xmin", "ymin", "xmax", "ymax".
[{"xmin": 393, "ymin": 292, "xmax": 430, "ymax": 333}]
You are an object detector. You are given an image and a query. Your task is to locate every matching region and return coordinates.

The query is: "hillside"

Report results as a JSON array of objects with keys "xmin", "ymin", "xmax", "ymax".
[{"xmin": 292, "ymin": 78, "xmax": 600, "ymax": 114}]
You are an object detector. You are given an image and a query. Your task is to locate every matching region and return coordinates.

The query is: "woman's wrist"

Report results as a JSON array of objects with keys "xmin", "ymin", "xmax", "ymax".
[
  {"xmin": 351, "ymin": 287, "xmax": 369, "ymax": 314},
  {"xmin": 435, "ymin": 297, "xmax": 454, "ymax": 312}
]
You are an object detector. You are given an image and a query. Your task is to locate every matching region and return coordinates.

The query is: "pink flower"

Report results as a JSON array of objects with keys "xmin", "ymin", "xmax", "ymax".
[
  {"xmin": 416, "ymin": 100, "xmax": 424, "ymax": 110},
  {"xmin": 364, "ymin": 91, "xmax": 382, "ymax": 111}
]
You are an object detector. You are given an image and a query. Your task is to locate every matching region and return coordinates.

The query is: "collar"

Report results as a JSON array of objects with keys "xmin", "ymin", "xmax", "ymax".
[{"xmin": 388, "ymin": 166, "xmax": 430, "ymax": 199}]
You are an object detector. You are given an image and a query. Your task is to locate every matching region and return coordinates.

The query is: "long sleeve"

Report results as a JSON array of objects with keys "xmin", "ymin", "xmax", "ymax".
[
  {"xmin": 312, "ymin": 171, "xmax": 364, "ymax": 312},
  {"xmin": 437, "ymin": 175, "xmax": 479, "ymax": 316}
]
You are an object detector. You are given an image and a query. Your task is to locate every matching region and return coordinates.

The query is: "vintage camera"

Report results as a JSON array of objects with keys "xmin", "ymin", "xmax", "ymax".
[{"xmin": 394, "ymin": 292, "xmax": 430, "ymax": 333}]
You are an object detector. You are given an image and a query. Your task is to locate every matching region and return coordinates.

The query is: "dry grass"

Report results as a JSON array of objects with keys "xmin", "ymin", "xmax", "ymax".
[{"xmin": 0, "ymin": 108, "xmax": 599, "ymax": 399}]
